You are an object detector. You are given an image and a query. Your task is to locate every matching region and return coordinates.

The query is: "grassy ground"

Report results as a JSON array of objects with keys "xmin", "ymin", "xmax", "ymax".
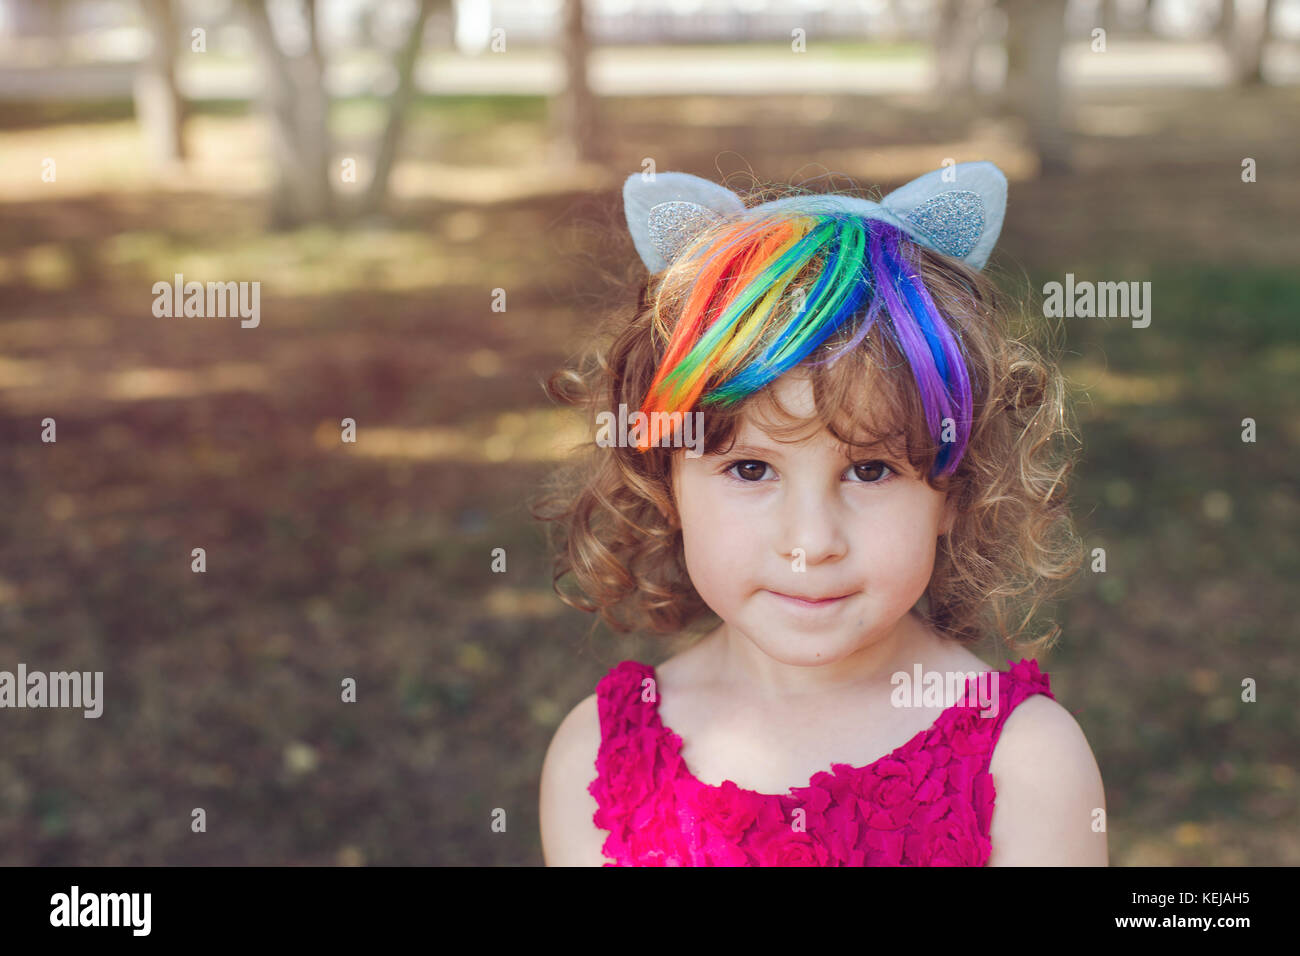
[{"xmin": 0, "ymin": 84, "xmax": 1296, "ymax": 865}]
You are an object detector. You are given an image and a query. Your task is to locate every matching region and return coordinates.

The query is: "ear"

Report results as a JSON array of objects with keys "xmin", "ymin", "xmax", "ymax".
[
  {"xmin": 623, "ymin": 171, "xmax": 747, "ymax": 274},
  {"xmin": 879, "ymin": 161, "xmax": 1007, "ymax": 271}
]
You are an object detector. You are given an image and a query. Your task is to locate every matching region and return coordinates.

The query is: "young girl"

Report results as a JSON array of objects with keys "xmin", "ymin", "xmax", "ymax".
[{"xmin": 536, "ymin": 162, "xmax": 1107, "ymax": 866}]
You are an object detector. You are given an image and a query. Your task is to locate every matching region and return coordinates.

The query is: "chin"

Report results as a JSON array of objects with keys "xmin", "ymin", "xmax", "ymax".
[{"xmin": 738, "ymin": 620, "xmax": 869, "ymax": 666}]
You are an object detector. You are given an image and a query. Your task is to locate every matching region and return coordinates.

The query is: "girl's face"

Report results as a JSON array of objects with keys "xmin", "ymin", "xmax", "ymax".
[{"xmin": 670, "ymin": 372, "xmax": 956, "ymax": 668}]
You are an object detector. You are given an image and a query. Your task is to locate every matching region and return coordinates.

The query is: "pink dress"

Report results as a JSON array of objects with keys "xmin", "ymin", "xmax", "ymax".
[{"xmin": 588, "ymin": 658, "xmax": 1055, "ymax": 866}]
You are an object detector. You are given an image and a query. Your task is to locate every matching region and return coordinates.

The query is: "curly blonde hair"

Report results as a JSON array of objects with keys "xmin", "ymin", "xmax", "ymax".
[{"xmin": 533, "ymin": 184, "xmax": 1084, "ymax": 657}]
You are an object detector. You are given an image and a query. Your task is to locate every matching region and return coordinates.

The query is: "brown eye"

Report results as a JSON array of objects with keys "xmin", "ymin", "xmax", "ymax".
[
  {"xmin": 850, "ymin": 461, "xmax": 892, "ymax": 482},
  {"xmin": 729, "ymin": 460, "xmax": 769, "ymax": 482}
]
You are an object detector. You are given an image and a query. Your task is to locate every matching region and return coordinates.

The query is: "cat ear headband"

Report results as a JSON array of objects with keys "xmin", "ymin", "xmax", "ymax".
[{"xmin": 624, "ymin": 160, "xmax": 1007, "ymax": 274}]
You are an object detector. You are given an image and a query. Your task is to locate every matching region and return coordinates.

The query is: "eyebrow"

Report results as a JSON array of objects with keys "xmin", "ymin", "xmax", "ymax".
[
  {"xmin": 719, "ymin": 439, "xmax": 898, "ymax": 459},
  {"xmin": 714, "ymin": 442, "xmax": 781, "ymax": 458}
]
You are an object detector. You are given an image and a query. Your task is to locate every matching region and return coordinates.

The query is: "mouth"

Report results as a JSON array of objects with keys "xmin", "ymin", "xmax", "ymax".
[{"xmin": 766, "ymin": 590, "xmax": 855, "ymax": 609}]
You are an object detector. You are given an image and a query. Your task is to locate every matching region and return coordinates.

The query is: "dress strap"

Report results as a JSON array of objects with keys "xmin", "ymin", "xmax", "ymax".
[
  {"xmin": 593, "ymin": 660, "xmax": 657, "ymax": 744},
  {"xmin": 986, "ymin": 658, "xmax": 1055, "ymax": 744}
]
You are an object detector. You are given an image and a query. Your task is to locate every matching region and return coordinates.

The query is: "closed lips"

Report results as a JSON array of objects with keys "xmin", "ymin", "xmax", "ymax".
[{"xmin": 770, "ymin": 591, "xmax": 852, "ymax": 603}]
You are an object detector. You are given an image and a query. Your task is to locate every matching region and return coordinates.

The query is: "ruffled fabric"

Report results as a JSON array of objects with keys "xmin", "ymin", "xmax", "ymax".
[{"xmin": 588, "ymin": 657, "xmax": 1053, "ymax": 866}]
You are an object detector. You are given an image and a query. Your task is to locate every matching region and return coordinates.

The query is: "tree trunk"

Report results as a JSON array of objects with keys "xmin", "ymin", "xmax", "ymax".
[
  {"xmin": 135, "ymin": 0, "xmax": 187, "ymax": 167},
  {"xmin": 934, "ymin": 0, "xmax": 990, "ymax": 99},
  {"xmin": 364, "ymin": 0, "xmax": 436, "ymax": 215},
  {"xmin": 552, "ymin": 0, "xmax": 598, "ymax": 165},
  {"xmin": 239, "ymin": 0, "xmax": 333, "ymax": 229},
  {"xmin": 1001, "ymin": 0, "xmax": 1070, "ymax": 174},
  {"xmin": 298, "ymin": 0, "xmax": 334, "ymax": 221},
  {"xmin": 1097, "ymin": 0, "xmax": 1119, "ymax": 32},
  {"xmin": 1223, "ymin": 0, "xmax": 1274, "ymax": 86}
]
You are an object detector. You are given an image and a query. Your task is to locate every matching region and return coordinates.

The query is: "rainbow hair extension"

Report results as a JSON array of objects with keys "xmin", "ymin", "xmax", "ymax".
[{"xmin": 637, "ymin": 206, "xmax": 973, "ymax": 477}]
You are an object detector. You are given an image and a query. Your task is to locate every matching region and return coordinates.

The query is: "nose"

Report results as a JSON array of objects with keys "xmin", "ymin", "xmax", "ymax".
[{"xmin": 777, "ymin": 480, "xmax": 848, "ymax": 566}]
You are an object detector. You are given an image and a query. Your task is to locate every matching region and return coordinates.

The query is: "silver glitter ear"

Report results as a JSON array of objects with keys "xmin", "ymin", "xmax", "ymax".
[
  {"xmin": 647, "ymin": 201, "xmax": 723, "ymax": 266},
  {"xmin": 902, "ymin": 190, "xmax": 984, "ymax": 260}
]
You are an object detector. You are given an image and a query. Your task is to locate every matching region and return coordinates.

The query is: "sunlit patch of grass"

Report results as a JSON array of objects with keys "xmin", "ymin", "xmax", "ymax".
[
  {"xmin": 0, "ymin": 120, "xmax": 156, "ymax": 197},
  {"xmin": 0, "ymin": 95, "xmax": 559, "ymax": 201},
  {"xmin": 0, "ymin": 359, "xmax": 273, "ymax": 410},
  {"xmin": 0, "ymin": 356, "xmax": 48, "ymax": 388},
  {"xmin": 337, "ymin": 92, "xmax": 546, "ymax": 138},
  {"xmin": 482, "ymin": 587, "xmax": 566, "ymax": 620},
  {"xmin": 105, "ymin": 363, "xmax": 271, "ymax": 400},
  {"xmin": 1262, "ymin": 343, "xmax": 1300, "ymax": 376},
  {"xmin": 390, "ymin": 158, "xmax": 610, "ymax": 201},
  {"xmin": 98, "ymin": 226, "xmax": 468, "ymax": 295},
  {"xmin": 316, "ymin": 407, "xmax": 587, "ymax": 463},
  {"xmin": 19, "ymin": 244, "xmax": 77, "ymax": 289},
  {"xmin": 0, "ymin": 114, "xmax": 268, "ymax": 199},
  {"xmin": 1063, "ymin": 359, "xmax": 1183, "ymax": 406}
]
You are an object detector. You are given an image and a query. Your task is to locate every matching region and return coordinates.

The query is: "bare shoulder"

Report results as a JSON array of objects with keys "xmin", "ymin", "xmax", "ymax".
[
  {"xmin": 986, "ymin": 692, "xmax": 1109, "ymax": 865},
  {"xmin": 539, "ymin": 691, "xmax": 612, "ymax": 866}
]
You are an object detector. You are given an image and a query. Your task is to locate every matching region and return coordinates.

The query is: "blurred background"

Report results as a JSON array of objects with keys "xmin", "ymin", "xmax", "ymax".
[{"xmin": 0, "ymin": 0, "xmax": 1296, "ymax": 866}]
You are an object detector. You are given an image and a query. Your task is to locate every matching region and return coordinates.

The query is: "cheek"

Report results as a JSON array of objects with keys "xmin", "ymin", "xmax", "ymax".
[
  {"xmin": 855, "ymin": 495, "xmax": 943, "ymax": 577},
  {"xmin": 677, "ymin": 481, "xmax": 763, "ymax": 597}
]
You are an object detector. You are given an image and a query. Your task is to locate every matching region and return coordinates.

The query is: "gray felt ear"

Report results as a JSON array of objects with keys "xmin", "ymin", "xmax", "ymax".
[
  {"xmin": 623, "ymin": 171, "xmax": 747, "ymax": 273},
  {"xmin": 878, "ymin": 161, "xmax": 1007, "ymax": 271}
]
